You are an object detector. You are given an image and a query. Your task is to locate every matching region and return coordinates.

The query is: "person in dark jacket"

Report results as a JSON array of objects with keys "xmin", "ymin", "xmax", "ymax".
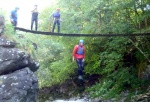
[
  {"xmin": 31, "ymin": 5, "xmax": 39, "ymax": 31},
  {"xmin": 10, "ymin": 7, "xmax": 19, "ymax": 27}
]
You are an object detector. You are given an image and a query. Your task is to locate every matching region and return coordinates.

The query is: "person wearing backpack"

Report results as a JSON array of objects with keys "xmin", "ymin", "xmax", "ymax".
[
  {"xmin": 72, "ymin": 40, "xmax": 86, "ymax": 80},
  {"xmin": 31, "ymin": 5, "xmax": 39, "ymax": 31}
]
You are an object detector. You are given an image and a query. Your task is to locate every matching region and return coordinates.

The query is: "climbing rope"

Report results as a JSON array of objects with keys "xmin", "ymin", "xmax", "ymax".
[{"xmin": 15, "ymin": 27, "xmax": 150, "ymax": 37}]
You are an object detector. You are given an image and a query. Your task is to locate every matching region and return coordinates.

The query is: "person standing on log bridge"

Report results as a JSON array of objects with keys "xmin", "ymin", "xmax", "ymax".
[
  {"xmin": 31, "ymin": 5, "xmax": 39, "ymax": 31},
  {"xmin": 10, "ymin": 7, "xmax": 19, "ymax": 27},
  {"xmin": 52, "ymin": 8, "xmax": 62, "ymax": 33}
]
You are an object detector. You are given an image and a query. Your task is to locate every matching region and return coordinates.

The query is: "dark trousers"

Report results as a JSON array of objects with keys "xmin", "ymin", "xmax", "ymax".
[
  {"xmin": 76, "ymin": 58, "xmax": 84, "ymax": 76},
  {"xmin": 11, "ymin": 20, "xmax": 17, "ymax": 27},
  {"xmin": 11, "ymin": 20, "xmax": 17, "ymax": 32},
  {"xmin": 52, "ymin": 20, "xmax": 60, "ymax": 33},
  {"xmin": 31, "ymin": 18, "xmax": 38, "ymax": 31}
]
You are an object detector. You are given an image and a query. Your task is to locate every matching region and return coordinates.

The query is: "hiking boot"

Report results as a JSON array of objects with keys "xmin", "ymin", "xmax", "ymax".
[{"xmin": 78, "ymin": 75, "xmax": 83, "ymax": 80}]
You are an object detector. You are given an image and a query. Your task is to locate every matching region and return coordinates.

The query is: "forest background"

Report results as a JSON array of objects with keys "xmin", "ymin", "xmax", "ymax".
[{"xmin": 1, "ymin": 0, "xmax": 150, "ymax": 100}]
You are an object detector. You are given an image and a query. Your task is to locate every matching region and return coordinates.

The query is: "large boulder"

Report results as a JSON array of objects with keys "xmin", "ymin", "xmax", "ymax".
[
  {"xmin": 0, "ymin": 37, "xmax": 39, "ymax": 75},
  {"xmin": 0, "ymin": 37, "xmax": 16, "ymax": 47},
  {"xmin": 0, "ymin": 67, "xmax": 38, "ymax": 102}
]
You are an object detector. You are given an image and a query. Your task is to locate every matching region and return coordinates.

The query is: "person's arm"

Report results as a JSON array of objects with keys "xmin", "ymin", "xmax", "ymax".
[
  {"xmin": 72, "ymin": 45, "xmax": 78, "ymax": 61},
  {"xmin": 72, "ymin": 56, "xmax": 75, "ymax": 62},
  {"xmin": 31, "ymin": 9, "xmax": 34, "ymax": 12},
  {"xmin": 59, "ymin": 14, "xmax": 63, "ymax": 22},
  {"xmin": 82, "ymin": 46, "xmax": 86, "ymax": 61},
  {"xmin": 60, "ymin": 18, "xmax": 63, "ymax": 22},
  {"xmin": 49, "ymin": 12, "xmax": 54, "ymax": 21},
  {"xmin": 83, "ymin": 46, "xmax": 86, "ymax": 58},
  {"xmin": 31, "ymin": 8, "xmax": 39, "ymax": 13},
  {"xmin": 31, "ymin": 8, "xmax": 36, "ymax": 12}
]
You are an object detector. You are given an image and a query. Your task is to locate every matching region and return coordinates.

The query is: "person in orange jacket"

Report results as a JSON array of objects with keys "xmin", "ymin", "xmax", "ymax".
[{"xmin": 72, "ymin": 40, "xmax": 86, "ymax": 80}]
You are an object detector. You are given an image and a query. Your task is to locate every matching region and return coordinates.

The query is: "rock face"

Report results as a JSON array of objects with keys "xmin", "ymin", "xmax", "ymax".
[
  {"xmin": 0, "ymin": 17, "xmax": 39, "ymax": 102},
  {"xmin": 0, "ymin": 68, "xmax": 38, "ymax": 102},
  {"xmin": 0, "ymin": 15, "xmax": 5, "ymax": 35},
  {"xmin": 131, "ymin": 87, "xmax": 150, "ymax": 102},
  {"xmin": 0, "ymin": 37, "xmax": 39, "ymax": 75}
]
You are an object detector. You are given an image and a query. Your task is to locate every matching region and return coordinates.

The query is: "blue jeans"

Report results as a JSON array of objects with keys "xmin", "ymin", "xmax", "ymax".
[
  {"xmin": 76, "ymin": 58, "xmax": 84, "ymax": 76},
  {"xmin": 52, "ymin": 20, "xmax": 60, "ymax": 33}
]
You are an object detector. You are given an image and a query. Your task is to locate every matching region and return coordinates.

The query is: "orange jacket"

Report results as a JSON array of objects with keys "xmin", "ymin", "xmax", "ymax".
[{"xmin": 73, "ymin": 45, "xmax": 85, "ymax": 59}]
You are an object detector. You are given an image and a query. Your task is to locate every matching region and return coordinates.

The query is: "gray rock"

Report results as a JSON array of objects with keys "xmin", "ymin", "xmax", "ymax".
[
  {"xmin": 0, "ymin": 37, "xmax": 16, "ymax": 48},
  {"xmin": 0, "ymin": 67, "xmax": 38, "ymax": 102},
  {"xmin": 0, "ymin": 47, "xmax": 39, "ymax": 75},
  {"xmin": 131, "ymin": 92, "xmax": 150, "ymax": 102},
  {"xmin": 0, "ymin": 15, "xmax": 5, "ymax": 35},
  {"xmin": 0, "ymin": 15, "xmax": 4, "ymax": 26},
  {"xmin": 0, "ymin": 37, "xmax": 39, "ymax": 75}
]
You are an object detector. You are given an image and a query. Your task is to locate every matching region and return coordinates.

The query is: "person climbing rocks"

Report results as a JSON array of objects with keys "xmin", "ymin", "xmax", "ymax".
[
  {"xmin": 52, "ymin": 8, "xmax": 62, "ymax": 33},
  {"xmin": 10, "ymin": 7, "xmax": 19, "ymax": 27},
  {"xmin": 72, "ymin": 40, "xmax": 86, "ymax": 80},
  {"xmin": 31, "ymin": 5, "xmax": 39, "ymax": 31}
]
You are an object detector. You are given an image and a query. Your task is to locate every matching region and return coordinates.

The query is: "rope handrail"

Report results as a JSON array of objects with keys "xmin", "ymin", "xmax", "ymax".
[{"xmin": 15, "ymin": 27, "xmax": 150, "ymax": 37}]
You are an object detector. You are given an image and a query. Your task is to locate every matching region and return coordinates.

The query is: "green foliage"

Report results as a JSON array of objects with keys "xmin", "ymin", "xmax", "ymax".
[
  {"xmin": 2, "ymin": 0, "xmax": 150, "ymax": 100},
  {"xmin": 57, "ymin": 0, "xmax": 150, "ymax": 99},
  {"xmin": 86, "ymin": 67, "xmax": 143, "ymax": 99},
  {"xmin": 3, "ymin": 24, "xmax": 15, "ymax": 37},
  {"xmin": 0, "ymin": 8, "xmax": 6, "ymax": 18}
]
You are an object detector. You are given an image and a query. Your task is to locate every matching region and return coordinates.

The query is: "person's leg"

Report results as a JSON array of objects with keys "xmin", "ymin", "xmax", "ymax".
[
  {"xmin": 31, "ymin": 19, "xmax": 34, "ymax": 30},
  {"xmin": 35, "ymin": 18, "xmax": 38, "ymax": 31},
  {"xmin": 57, "ymin": 20, "xmax": 60, "ymax": 33},
  {"xmin": 14, "ymin": 21, "xmax": 17, "ymax": 27},
  {"xmin": 76, "ymin": 59, "xmax": 81, "ymax": 75},
  {"xmin": 13, "ymin": 21, "xmax": 17, "ymax": 32},
  {"xmin": 80, "ymin": 58, "xmax": 84, "ymax": 75},
  {"xmin": 52, "ymin": 20, "xmax": 56, "ymax": 33},
  {"xmin": 76, "ymin": 59, "xmax": 84, "ymax": 79}
]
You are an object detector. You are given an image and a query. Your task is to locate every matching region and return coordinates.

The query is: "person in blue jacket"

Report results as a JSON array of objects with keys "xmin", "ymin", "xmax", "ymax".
[
  {"xmin": 52, "ymin": 8, "xmax": 61, "ymax": 33},
  {"xmin": 10, "ymin": 7, "xmax": 19, "ymax": 27}
]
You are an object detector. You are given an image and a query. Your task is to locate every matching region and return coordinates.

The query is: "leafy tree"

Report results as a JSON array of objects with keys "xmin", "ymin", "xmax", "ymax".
[{"xmin": 3, "ymin": 0, "xmax": 150, "ymax": 100}]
